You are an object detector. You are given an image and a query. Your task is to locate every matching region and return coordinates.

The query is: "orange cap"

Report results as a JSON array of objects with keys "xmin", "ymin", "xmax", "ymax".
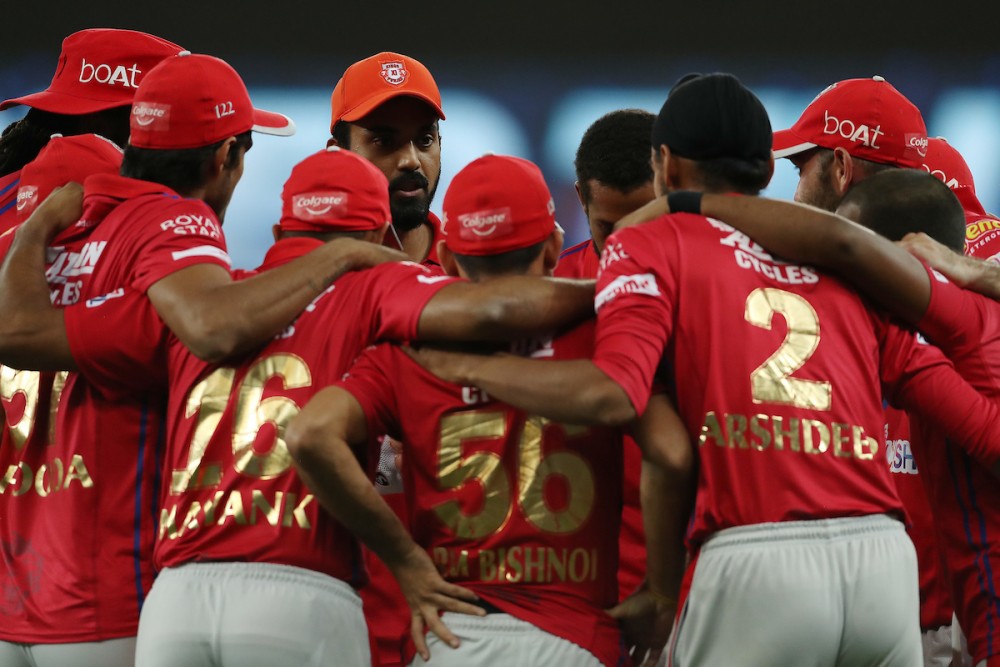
[{"xmin": 330, "ymin": 52, "xmax": 444, "ymax": 130}]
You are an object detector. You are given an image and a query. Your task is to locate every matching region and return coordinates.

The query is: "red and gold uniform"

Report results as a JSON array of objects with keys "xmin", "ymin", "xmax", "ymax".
[
  {"xmin": 557, "ymin": 237, "xmax": 644, "ymax": 601},
  {"xmin": 339, "ymin": 323, "xmax": 625, "ymax": 667}
]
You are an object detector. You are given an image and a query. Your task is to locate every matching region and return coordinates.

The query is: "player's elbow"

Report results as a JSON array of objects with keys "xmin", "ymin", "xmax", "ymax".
[
  {"xmin": 585, "ymin": 383, "xmax": 636, "ymax": 426},
  {"xmin": 173, "ymin": 313, "xmax": 246, "ymax": 364},
  {"xmin": 285, "ymin": 412, "xmax": 328, "ymax": 465}
]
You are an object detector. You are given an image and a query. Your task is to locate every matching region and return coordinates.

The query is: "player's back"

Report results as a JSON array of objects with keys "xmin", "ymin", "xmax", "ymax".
[
  {"xmin": 340, "ymin": 321, "xmax": 625, "ymax": 667},
  {"xmin": 599, "ymin": 213, "xmax": 909, "ymax": 547}
]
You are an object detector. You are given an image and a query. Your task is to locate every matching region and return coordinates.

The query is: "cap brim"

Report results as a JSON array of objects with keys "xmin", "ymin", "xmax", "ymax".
[
  {"xmin": 252, "ymin": 109, "xmax": 296, "ymax": 137},
  {"xmin": 0, "ymin": 89, "xmax": 131, "ymax": 114},
  {"xmin": 339, "ymin": 91, "xmax": 446, "ymax": 123},
  {"xmin": 772, "ymin": 128, "xmax": 816, "ymax": 159}
]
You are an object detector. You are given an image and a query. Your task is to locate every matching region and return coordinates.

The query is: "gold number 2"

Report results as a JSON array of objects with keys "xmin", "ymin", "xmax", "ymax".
[
  {"xmin": 170, "ymin": 354, "xmax": 311, "ymax": 494},
  {"xmin": 745, "ymin": 288, "xmax": 831, "ymax": 410},
  {"xmin": 434, "ymin": 411, "xmax": 596, "ymax": 539}
]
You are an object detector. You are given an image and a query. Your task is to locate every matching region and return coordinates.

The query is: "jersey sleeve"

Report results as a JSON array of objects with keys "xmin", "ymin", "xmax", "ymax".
[
  {"xmin": 64, "ymin": 288, "xmax": 169, "ymax": 398},
  {"xmin": 363, "ymin": 262, "xmax": 462, "ymax": 341},
  {"xmin": 879, "ymin": 319, "xmax": 1000, "ymax": 467},
  {"xmin": 336, "ymin": 343, "xmax": 404, "ymax": 444},
  {"xmin": 129, "ymin": 198, "xmax": 231, "ymax": 293},
  {"xmin": 591, "ymin": 222, "xmax": 678, "ymax": 416},
  {"xmin": 917, "ymin": 265, "xmax": 987, "ymax": 353}
]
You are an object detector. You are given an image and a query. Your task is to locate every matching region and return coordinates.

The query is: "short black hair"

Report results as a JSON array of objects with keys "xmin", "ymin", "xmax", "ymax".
[
  {"xmin": 574, "ymin": 109, "xmax": 654, "ymax": 202},
  {"xmin": 452, "ymin": 241, "xmax": 545, "ymax": 281},
  {"xmin": 121, "ymin": 131, "xmax": 252, "ymax": 194},
  {"xmin": 840, "ymin": 169, "xmax": 966, "ymax": 252},
  {"xmin": 691, "ymin": 155, "xmax": 772, "ymax": 195},
  {"xmin": 331, "ymin": 120, "xmax": 352, "ymax": 150}
]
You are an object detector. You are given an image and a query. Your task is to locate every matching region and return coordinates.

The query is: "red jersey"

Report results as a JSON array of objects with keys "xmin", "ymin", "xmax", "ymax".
[
  {"xmin": 0, "ymin": 170, "xmax": 19, "ymax": 235},
  {"xmin": 912, "ymin": 269, "xmax": 1000, "ymax": 662},
  {"xmin": 591, "ymin": 213, "xmax": 1000, "ymax": 549},
  {"xmin": 885, "ymin": 406, "xmax": 953, "ymax": 630},
  {"xmin": 65, "ymin": 238, "xmax": 457, "ymax": 585},
  {"xmin": 556, "ymin": 238, "xmax": 602, "ymax": 279},
  {"xmin": 340, "ymin": 326, "xmax": 625, "ymax": 667},
  {"xmin": 556, "ymin": 237, "xmax": 645, "ymax": 601},
  {"xmin": 0, "ymin": 174, "xmax": 230, "ymax": 642}
]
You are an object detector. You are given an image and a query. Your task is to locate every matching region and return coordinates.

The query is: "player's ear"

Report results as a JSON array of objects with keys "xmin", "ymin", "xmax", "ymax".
[
  {"xmin": 370, "ymin": 221, "xmax": 391, "ymax": 245},
  {"xmin": 543, "ymin": 226, "xmax": 564, "ymax": 276},
  {"xmin": 574, "ymin": 181, "xmax": 587, "ymax": 212},
  {"xmin": 326, "ymin": 136, "xmax": 338, "ymax": 148},
  {"xmin": 832, "ymin": 147, "xmax": 855, "ymax": 195}
]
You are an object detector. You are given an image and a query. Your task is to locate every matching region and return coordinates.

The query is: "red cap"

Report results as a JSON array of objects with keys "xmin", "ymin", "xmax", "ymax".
[
  {"xmin": 16, "ymin": 134, "xmax": 122, "ymax": 222},
  {"xmin": 330, "ymin": 52, "xmax": 444, "ymax": 130},
  {"xmin": 442, "ymin": 155, "xmax": 556, "ymax": 256},
  {"xmin": 129, "ymin": 53, "xmax": 294, "ymax": 150},
  {"xmin": 773, "ymin": 76, "xmax": 928, "ymax": 168},
  {"xmin": 1, "ymin": 29, "xmax": 183, "ymax": 114},
  {"xmin": 921, "ymin": 137, "xmax": 986, "ymax": 214},
  {"xmin": 280, "ymin": 146, "xmax": 390, "ymax": 233}
]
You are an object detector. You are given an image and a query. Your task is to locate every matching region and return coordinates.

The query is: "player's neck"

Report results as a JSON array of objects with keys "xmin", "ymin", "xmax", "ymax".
[{"xmin": 389, "ymin": 221, "xmax": 432, "ymax": 263}]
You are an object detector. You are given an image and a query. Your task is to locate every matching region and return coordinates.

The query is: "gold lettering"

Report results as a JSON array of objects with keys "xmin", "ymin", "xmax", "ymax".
[
  {"xmin": 569, "ymin": 548, "xmax": 590, "ymax": 583},
  {"xmin": 34, "ymin": 459, "xmax": 63, "ymax": 497},
  {"xmin": 547, "ymin": 547, "xmax": 567, "ymax": 582},
  {"xmin": 159, "ymin": 505, "xmax": 179, "ymax": 540},
  {"xmin": 802, "ymin": 419, "xmax": 830, "ymax": 454},
  {"xmin": 290, "ymin": 493, "xmax": 312, "ymax": 529},
  {"xmin": 203, "ymin": 490, "xmax": 225, "ymax": 524},
  {"xmin": 505, "ymin": 546, "xmax": 523, "ymax": 583},
  {"xmin": 251, "ymin": 490, "xmax": 282, "ymax": 527},
  {"xmin": 63, "ymin": 454, "xmax": 93, "ymax": 489},
  {"xmin": 453, "ymin": 550, "xmax": 469, "ymax": 578},
  {"xmin": 12, "ymin": 462, "xmax": 32, "ymax": 496},
  {"xmin": 518, "ymin": 418, "xmax": 595, "ymax": 534},
  {"xmin": 726, "ymin": 413, "xmax": 748, "ymax": 449},
  {"xmin": 749, "ymin": 414, "xmax": 771, "ymax": 451},
  {"xmin": 497, "ymin": 547, "xmax": 507, "ymax": 582},
  {"xmin": 0, "ymin": 465, "xmax": 18, "ymax": 494},
  {"xmin": 181, "ymin": 501, "xmax": 203, "ymax": 535},
  {"xmin": 218, "ymin": 491, "xmax": 247, "ymax": 526},
  {"xmin": 525, "ymin": 546, "xmax": 545, "ymax": 583},
  {"xmin": 832, "ymin": 423, "xmax": 852, "ymax": 458},
  {"xmin": 772, "ymin": 416, "xmax": 799, "ymax": 452},
  {"xmin": 171, "ymin": 367, "xmax": 234, "ymax": 494},
  {"xmin": 0, "ymin": 367, "xmax": 40, "ymax": 448},
  {"xmin": 433, "ymin": 547, "xmax": 449, "ymax": 571},
  {"xmin": 854, "ymin": 427, "xmax": 878, "ymax": 460},
  {"xmin": 699, "ymin": 411, "xmax": 724, "ymax": 447},
  {"xmin": 479, "ymin": 549, "xmax": 497, "ymax": 581}
]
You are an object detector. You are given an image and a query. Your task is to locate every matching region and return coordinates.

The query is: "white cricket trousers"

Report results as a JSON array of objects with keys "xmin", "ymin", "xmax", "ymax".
[
  {"xmin": 0, "ymin": 638, "xmax": 135, "ymax": 667},
  {"xmin": 410, "ymin": 612, "xmax": 602, "ymax": 667},
  {"xmin": 134, "ymin": 561, "xmax": 370, "ymax": 667},
  {"xmin": 670, "ymin": 514, "xmax": 922, "ymax": 667}
]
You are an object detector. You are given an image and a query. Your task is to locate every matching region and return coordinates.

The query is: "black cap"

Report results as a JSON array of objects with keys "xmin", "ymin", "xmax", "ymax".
[{"xmin": 651, "ymin": 73, "xmax": 772, "ymax": 162}]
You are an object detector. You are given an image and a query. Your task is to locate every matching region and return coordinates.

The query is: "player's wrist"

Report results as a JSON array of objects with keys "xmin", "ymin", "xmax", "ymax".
[{"xmin": 666, "ymin": 191, "xmax": 703, "ymax": 216}]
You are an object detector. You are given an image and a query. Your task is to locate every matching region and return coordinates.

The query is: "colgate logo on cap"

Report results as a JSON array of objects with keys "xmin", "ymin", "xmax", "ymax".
[
  {"xmin": 906, "ymin": 134, "xmax": 929, "ymax": 158},
  {"xmin": 132, "ymin": 102, "xmax": 170, "ymax": 129},
  {"xmin": 458, "ymin": 207, "xmax": 512, "ymax": 239},
  {"xmin": 15, "ymin": 186, "xmax": 38, "ymax": 211},
  {"xmin": 293, "ymin": 191, "xmax": 349, "ymax": 219},
  {"xmin": 380, "ymin": 61, "xmax": 408, "ymax": 86}
]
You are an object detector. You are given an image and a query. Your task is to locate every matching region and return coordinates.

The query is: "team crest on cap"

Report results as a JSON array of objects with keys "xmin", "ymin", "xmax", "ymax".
[
  {"xmin": 16, "ymin": 186, "xmax": 38, "ymax": 212},
  {"xmin": 380, "ymin": 61, "xmax": 408, "ymax": 86},
  {"xmin": 459, "ymin": 207, "xmax": 512, "ymax": 240},
  {"xmin": 132, "ymin": 102, "xmax": 170, "ymax": 130},
  {"xmin": 293, "ymin": 191, "xmax": 349, "ymax": 219}
]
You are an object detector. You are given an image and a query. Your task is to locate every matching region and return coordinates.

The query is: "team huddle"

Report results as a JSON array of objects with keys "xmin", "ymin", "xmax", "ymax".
[{"xmin": 1, "ymin": 26, "xmax": 1000, "ymax": 667}]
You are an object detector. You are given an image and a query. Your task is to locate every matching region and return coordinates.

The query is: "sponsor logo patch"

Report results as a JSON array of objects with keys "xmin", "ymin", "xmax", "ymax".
[
  {"xmin": 823, "ymin": 110, "xmax": 883, "ymax": 149},
  {"xmin": 15, "ymin": 186, "xmax": 37, "ymax": 212},
  {"xmin": 595, "ymin": 273, "xmax": 660, "ymax": 311},
  {"xmin": 458, "ymin": 207, "xmax": 512, "ymax": 240},
  {"xmin": 79, "ymin": 58, "xmax": 141, "ymax": 88},
  {"xmin": 904, "ymin": 133, "xmax": 928, "ymax": 158},
  {"xmin": 292, "ymin": 191, "xmax": 349, "ymax": 220},
  {"xmin": 132, "ymin": 102, "xmax": 170, "ymax": 130},
  {"xmin": 966, "ymin": 218, "xmax": 1000, "ymax": 242},
  {"xmin": 380, "ymin": 61, "xmax": 408, "ymax": 86}
]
